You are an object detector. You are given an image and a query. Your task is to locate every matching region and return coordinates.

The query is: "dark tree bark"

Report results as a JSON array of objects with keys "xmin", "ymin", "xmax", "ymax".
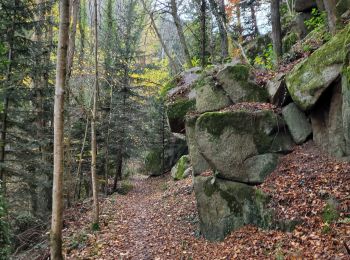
[
  {"xmin": 170, "ymin": 0, "xmax": 193, "ymax": 68},
  {"xmin": 323, "ymin": 0, "xmax": 337, "ymax": 35},
  {"xmin": 271, "ymin": 0, "xmax": 282, "ymax": 63},
  {"xmin": 200, "ymin": 0, "xmax": 207, "ymax": 68},
  {"xmin": 207, "ymin": 0, "xmax": 229, "ymax": 62},
  {"xmin": 141, "ymin": 0, "xmax": 178, "ymax": 72}
]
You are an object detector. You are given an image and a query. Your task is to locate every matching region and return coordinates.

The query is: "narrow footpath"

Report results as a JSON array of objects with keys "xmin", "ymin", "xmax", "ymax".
[{"xmin": 62, "ymin": 142, "xmax": 349, "ymax": 259}]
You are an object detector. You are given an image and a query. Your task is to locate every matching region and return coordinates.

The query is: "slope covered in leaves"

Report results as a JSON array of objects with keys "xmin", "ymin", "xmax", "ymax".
[{"xmin": 61, "ymin": 142, "xmax": 349, "ymax": 259}]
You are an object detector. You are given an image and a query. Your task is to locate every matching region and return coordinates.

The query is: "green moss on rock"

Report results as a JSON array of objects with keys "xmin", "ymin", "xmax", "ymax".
[
  {"xmin": 286, "ymin": 23, "xmax": 350, "ymax": 110},
  {"xmin": 166, "ymin": 99, "xmax": 196, "ymax": 120}
]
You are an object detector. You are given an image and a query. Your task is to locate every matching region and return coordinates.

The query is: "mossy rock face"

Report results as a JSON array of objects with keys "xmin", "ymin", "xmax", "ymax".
[
  {"xmin": 194, "ymin": 110, "xmax": 293, "ymax": 183},
  {"xmin": 216, "ymin": 64, "xmax": 269, "ymax": 104},
  {"xmin": 286, "ymin": 24, "xmax": 350, "ymax": 111},
  {"xmin": 195, "ymin": 81, "xmax": 232, "ymax": 113},
  {"xmin": 166, "ymin": 99, "xmax": 196, "ymax": 134},
  {"xmin": 185, "ymin": 115, "xmax": 211, "ymax": 176},
  {"xmin": 194, "ymin": 176, "xmax": 273, "ymax": 241},
  {"xmin": 171, "ymin": 155, "xmax": 191, "ymax": 180}
]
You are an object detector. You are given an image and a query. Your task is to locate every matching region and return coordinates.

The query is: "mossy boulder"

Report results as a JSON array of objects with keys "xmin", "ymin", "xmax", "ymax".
[
  {"xmin": 216, "ymin": 64, "xmax": 269, "ymax": 104},
  {"xmin": 185, "ymin": 115, "xmax": 211, "ymax": 176},
  {"xmin": 171, "ymin": 155, "xmax": 191, "ymax": 180},
  {"xmin": 282, "ymin": 102, "xmax": 312, "ymax": 144},
  {"xmin": 286, "ymin": 24, "xmax": 350, "ymax": 111},
  {"xmin": 166, "ymin": 99, "xmax": 195, "ymax": 134},
  {"xmin": 194, "ymin": 110, "xmax": 293, "ymax": 183},
  {"xmin": 194, "ymin": 176, "xmax": 273, "ymax": 241},
  {"xmin": 195, "ymin": 81, "xmax": 232, "ymax": 113}
]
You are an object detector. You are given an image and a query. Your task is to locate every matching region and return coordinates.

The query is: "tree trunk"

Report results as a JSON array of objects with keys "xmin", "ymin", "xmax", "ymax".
[
  {"xmin": 271, "ymin": 0, "xmax": 282, "ymax": 64},
  {"xmin": 104, "ymin": 86, "xmax": 113, "ymax": 195},
  {"xmin": 323, "ymin": 0, "xmax": 337, "ymax": 35},
  {"xmin": 200, "ymin": 0, "xmax": 207, "ymax": 68},
  {"xmin": 141, "ymin": 0, "xmax": 178, "ymax": 73},
  {"xmin": 0, "ymin": 0, "xmax": 17, "ymax": 195},
  {"xmin": 170, "ymin": 0, "xmax": 193, "ymax": 68},
  {"xmin": 75, "ymin": 116, "xmax": 89, "ymax": 200},
  {"xmin": 207, "ymin": 0, "xmax": 229, "ymax": 62},
  {"xmin": 65, "ymin": 0, "xmax": 80, "ymax": 207},
  {"xmin": 50, "ymin": 0, "xmax": 70, "ymax": 259},
  {"xmin": 236, "ymin": 0, "xmax": 243, "ymax": 41},
  {"xmin": 250, "ymin": 4, "xmax": 259, "ymax": 36},
  {"xmin": 91, "ymin": 0, "xmax": 99, "ymax": 228},
  {"xmin": 113, "ymin": 149, "xmax": 122, "ymax": 192}
]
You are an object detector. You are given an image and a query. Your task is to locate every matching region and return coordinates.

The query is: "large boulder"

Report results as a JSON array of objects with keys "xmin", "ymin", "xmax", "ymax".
[
  {"xmin": 282, "ymin": 103, "xmax": 312, "ymax": 144},
  {"xmin": 195, "ymin": 75, "xmax": 232, "ymax": 113},
  {"xmin": 171, "ymin": 155, "xmax": 191, "ymax": 180},
  {"xmin": 286, "ymin": 24, "xmax": 350, "ymax": 111},
  {"xmin": 194, "ymin": 109, "xmax": 293, "ymax": 183},
  {"xmin": 194, "ymin": 176, "xmax": 273, "ymax": 241},
  {"xmin": 185, "ymin": 115, "xmax": 211, "ymax": 176},
  {"xmin": 216, "ymin": 64, "xmax": 269, "ymax": 104}
]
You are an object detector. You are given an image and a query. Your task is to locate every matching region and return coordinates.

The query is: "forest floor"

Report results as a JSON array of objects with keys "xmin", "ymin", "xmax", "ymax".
[{"xmin": 22, "ymin": 142, "xmax": 349, "ymax": 259}]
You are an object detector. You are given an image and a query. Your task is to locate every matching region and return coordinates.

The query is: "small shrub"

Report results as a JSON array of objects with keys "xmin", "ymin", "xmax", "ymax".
[
  {"xmin": 322, "ymin": 202, "xmax": 340, "ymax": 224},
  {"xmin": 304, "ymin": 8, "xmax": 327, "ymax": 31},
  {"xmin": 253, "ymin": 43, "xmax": 275, "ymax": 70},
  {"xmin": 117, "ymin": 180, "xmax": 133, "ymax": 195}
]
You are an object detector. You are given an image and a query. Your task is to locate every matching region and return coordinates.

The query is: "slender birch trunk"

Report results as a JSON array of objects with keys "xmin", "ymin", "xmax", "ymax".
[
  {"xmin": 50, "ymin": 0, "xmax": 70, "ymax": 259},
  {"xmin": 91, "ymin": 0, "xmax": 99, "ymax": 228}
]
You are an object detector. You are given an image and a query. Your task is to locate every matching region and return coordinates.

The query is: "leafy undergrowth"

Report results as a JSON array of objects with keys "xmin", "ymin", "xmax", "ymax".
[{"xmin": 59, "ymin": 143, "xmax": 350, "ymax": 260}]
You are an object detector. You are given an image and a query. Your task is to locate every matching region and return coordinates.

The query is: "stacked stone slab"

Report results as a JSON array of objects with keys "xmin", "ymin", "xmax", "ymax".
[{"xmin": 286, "ymin": 23, "xmax": 350, "ymax": 158}]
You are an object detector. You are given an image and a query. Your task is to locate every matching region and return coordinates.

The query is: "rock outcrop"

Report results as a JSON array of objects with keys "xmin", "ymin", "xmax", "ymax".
[
  {"xmin": 286, "ymin": 24, "xmax": 350, "ymax": 111},
  {"xmin": 194, "ymin": 110, "xmax": 292, "ymax": 183},
  {"xmin": 163, "ymin": 27, "xmax": 350, "ymax": 239},
  {"xmin": 194, "ymin": 176, "xmax": 273, "ymax": 241},
  {"xmin": 286, "ymin": 24, "xmax": 350, "ymax": 157}
]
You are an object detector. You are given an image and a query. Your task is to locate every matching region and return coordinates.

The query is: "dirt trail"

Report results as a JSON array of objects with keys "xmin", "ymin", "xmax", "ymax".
[{"xmin": 63, "ymin": 143, "xmax": 350, "ymax": 259}]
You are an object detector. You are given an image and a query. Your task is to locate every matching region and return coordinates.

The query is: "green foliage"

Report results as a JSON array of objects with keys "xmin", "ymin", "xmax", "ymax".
[
  {"xmin": 304, "ymin": 8, "xmax": 327, "ymax": 31},
  {"xmin": 253, "ymin": 44, "xmax": 275, "ymax": 70},
  {"xmin": 283, "ymin": 32, "xmax": 298, "ymax": 53},
  {"xmin": 166, "ymin": 99, "xmax": 196, "ymax": 120},
  {"xmin": 322, "ymin": 202, "xmax": 339, "ymax": 224},
  {"xmin": 0, "ymin": 193, "xmax": 10, "ymax": 259},
  {"xmin": 91, "ymin": 222, "xmax": 100, "ymax": 231}
]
